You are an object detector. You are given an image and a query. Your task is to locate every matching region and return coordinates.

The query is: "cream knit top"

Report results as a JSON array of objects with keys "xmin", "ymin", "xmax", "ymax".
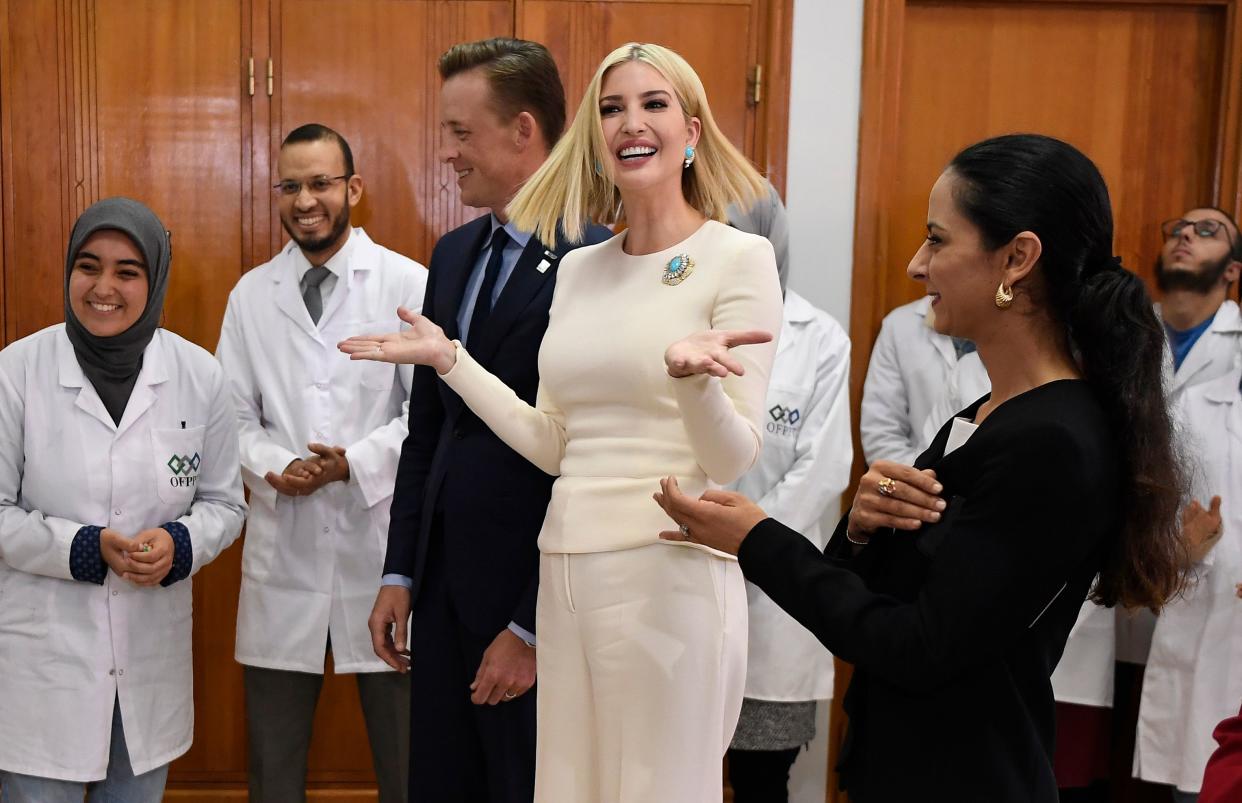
[{"xmin": 440, "ymin": 219, "xmax": 782, "ymax": 555}]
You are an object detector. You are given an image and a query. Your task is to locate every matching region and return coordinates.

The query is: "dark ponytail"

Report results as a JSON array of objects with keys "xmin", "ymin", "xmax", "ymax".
[{"xmin": 949, "ymin": 134, "xmax": 1187, "ymax": 612}]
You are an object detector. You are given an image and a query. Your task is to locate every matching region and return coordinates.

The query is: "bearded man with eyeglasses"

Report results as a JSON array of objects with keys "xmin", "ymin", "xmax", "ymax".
[
  {"xmin": 1112, "ymin": 207, "xmax": 1242, "ymax": 797},
  {"xmin": 1152, "ymin": 209, "xmax": 1242, "ymax": 389},
  {"xmin": 215, "ymin": 123, "xmax": 427, "ymax": 803}
]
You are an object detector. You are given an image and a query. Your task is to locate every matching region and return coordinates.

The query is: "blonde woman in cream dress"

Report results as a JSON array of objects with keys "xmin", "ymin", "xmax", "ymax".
[{"xmin": 342, "ymin": 43, "xmax": 781, "ymax": 803}]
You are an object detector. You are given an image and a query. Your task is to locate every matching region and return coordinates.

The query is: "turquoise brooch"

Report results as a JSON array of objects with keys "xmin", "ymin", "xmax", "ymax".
[{"xmin": 662, "ymin": 253, "xmax": 695, "ymax": 286}]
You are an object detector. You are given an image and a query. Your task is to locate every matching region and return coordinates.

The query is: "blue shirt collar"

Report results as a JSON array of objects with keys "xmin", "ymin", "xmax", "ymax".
[{"xmin": 490, "ymin": 214, "xmax": 533, "ymax": 251}]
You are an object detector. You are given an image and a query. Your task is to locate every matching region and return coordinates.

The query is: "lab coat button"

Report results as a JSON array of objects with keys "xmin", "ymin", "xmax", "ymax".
[{"xmin": 108, "ymin": 669, "xmax": 115, "ymax": 676}]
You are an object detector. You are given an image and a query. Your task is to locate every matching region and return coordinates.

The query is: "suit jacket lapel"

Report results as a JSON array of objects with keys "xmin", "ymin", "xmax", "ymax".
[
  {"xmin": 468, "ymin": 234, "xmax": 561, "ymax": 367},
  {"xmin": 437, "ymin": 218, "xmax": 491, "ymax": 343}
]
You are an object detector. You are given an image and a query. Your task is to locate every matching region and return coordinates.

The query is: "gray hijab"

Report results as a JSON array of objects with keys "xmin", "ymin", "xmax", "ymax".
[
  {"xmin": 726, "ymin": 178, "xmax": 790, "ymax": 295},
  {"xmin": 64, "ymin": 197, "xmax": 171, "ymax": 424}
]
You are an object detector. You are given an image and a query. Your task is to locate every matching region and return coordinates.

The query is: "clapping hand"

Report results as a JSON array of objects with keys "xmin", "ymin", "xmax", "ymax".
[
  {"xmin": 100, "ymin": 527, "xmax": 173, "ymax": 587},
  {"xmin": 123, "ymin": 528, "xmax": 175, "ymax": 586},
  {"xmin": 1182, "ymin": 496, "xmax": 1223, "ymax": 565},
  {"xmin": 339, "ymin": 306, "xmax": 457, "ymax": 374},
  {"xmin": 664, "ymin": 329, "xmax": 773, "ymax": 379},
  {"xmin": 264, "ymin": 444, "xmax": 348, "ymax": 496}
]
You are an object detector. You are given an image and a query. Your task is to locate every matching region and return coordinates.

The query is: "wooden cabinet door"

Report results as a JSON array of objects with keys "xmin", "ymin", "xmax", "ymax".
[
  {"xmin": 268, "ymin": 0, "xmax": 513, "ymax": 267},
  {"xmin": 0, "ymin": 0, "xmax": 250, "ymax": 350},
  {"xmin": 519, "ymin": 0, "xmax": 761, "ymax": 157}
]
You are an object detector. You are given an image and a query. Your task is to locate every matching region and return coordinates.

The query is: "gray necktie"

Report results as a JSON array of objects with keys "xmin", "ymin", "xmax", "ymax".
[{"xmin": 302, "ymin": 265, "xmax": 331, "ymax": 324}]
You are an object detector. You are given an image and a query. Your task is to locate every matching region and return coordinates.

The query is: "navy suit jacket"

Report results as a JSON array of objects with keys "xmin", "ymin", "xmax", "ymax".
[{"xmin": 384, "ymin": 215, "xmax": 612, "ymax": 637}]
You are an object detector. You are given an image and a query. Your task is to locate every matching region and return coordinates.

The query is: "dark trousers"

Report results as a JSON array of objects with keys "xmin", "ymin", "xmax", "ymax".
[
  {"xmin": 727, "ymin": 747, "xmax": 801, "ymax": 803},
  {"xmin": 409, "ymin": 522, "xmax": 536, "ymax": 803},
  {"xmin": 244, "ymin": 663, "xmax": 410, "ymax": 803}
]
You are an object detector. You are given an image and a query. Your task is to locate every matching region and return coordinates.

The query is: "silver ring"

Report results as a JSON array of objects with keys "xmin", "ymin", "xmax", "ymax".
[
  {"xmin": 678, "ymin": 524, "xmax": 691, "ymax": 538},
  {"xmin": 503, "ymin": 691, "xmax": 516, "ymax": 700}
]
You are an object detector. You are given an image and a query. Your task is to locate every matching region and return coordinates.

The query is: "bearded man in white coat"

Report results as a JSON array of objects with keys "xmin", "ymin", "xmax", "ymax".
[
  {"xmin": 216, "ymin": 124, "xmax": 427, "ymax": 803},
  {"xmin": 1115, "ymin": 210, "xmax": 1242, "ymax": 772},
  {"xmin": 1131, "ymin": 211, "xmax": 1242, "ymax": 802}
]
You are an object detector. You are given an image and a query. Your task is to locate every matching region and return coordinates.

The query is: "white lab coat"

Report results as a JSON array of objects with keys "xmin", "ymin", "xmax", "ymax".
[
  {"xmin": 1165, "ymin": 299, "xmax": 1242, "ymax": 398},
  {"xmin": 0, "ymin": 325, "xmax": 245, "ymax": 781},
  {"xmin": 861, "ymin": 296, "xmax": 965, "ymax": 466},
  {"xmin": 218, "ymin": 228, "xmax": 425, "ymax": 674},
  {"xmin": 1117, "ymin": 299, "xmax": 1242, "ymax": 665},
  {"xmin": 730, "ymin": 291, "xmax": 852, "ymax": 700},
  {"xmin": 1134, "ymin": 367, "xmax": 1242, "ymax": 793}
]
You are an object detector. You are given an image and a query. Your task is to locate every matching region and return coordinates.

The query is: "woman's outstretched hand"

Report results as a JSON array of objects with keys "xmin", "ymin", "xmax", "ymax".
[
  {"xmin": 847, "ymin": 460, "xmax": 945, "ymax": 543},
  {"xmin": 664, "ymin": 329, "xmax": 773, "ymax": 379},
  {"xmin": 338, "ymin": 306, "xmax": 457, "ymax": 374},
  {"xmin": 653, "ymin": 476, "xmax": 767, "ymax": 556}
]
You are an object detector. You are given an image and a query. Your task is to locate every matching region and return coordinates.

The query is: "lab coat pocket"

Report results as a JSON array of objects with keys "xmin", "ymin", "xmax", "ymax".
[
  {"xmin": 763, "ymin": 383, "xmax": 813, "ymax": 450},
  {"xmin": 354, "ymin": 320, "xmax": 401, "ymax": 391},
  {"xmin": 152, "ymin": 425, "xmax": 207, "ymax": 511},
  {"xmin": 915, "ymin": 495, "xmax": 965, "ymax": 558}
]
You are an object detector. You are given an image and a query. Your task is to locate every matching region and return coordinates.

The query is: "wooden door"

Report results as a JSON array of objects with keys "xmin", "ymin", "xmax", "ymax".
[
  {"xmin": 518, "ymin": 0, "xmax": 793, "ymax": 185},
  {"xmin": 837, "ymin": 1, "xmax": 1242, "ymax": 801},
  {"xmin": 268, "ymin": 0, "xmax": 513, "ymax": 266},
  {"xmin": 0, "ymin": 0, "xmax": 250, "ymax": 349}
]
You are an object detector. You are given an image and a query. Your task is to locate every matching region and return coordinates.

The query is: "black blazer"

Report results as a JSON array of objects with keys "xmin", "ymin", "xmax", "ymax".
[
  {"xmin": 383, "ymin": 216, "xmax": 612, "ymax": 637},
  {"xmin": 738, "ymin": 380, "xmax": 1120, "ymax": 803}
]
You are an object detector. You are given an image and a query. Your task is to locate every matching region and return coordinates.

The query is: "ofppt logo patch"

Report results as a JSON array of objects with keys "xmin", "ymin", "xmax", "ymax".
[
  {"xmin": 166, "ymin": 452, "xmax": 201, "ymax": 488},
  {"xmin": 767, "ymin": 404, "xmax": 801, "ymax": 438}
]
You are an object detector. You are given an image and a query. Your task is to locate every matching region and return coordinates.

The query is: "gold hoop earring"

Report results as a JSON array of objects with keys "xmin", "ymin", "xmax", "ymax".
[{"xmin": 994, "ymin": 282, "xmax": 1014, "ymax": 310}]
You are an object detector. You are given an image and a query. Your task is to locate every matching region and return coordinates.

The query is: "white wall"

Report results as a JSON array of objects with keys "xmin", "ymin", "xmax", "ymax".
[
  {"xmin": 782, "ymin": 2, "xmax": 865, "ymax": 801},
  {"xmin": 784, "ymin": 0, "xmax": 864, "ymax": 329}
]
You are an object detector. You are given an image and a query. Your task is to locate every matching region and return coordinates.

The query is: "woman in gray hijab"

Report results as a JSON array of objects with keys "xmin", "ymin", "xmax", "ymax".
[{"xmin": 0, "ymin": 198, "xmax": 245, "ymax": 801}]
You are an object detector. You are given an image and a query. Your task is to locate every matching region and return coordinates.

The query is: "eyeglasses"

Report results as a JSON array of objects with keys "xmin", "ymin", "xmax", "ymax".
[
  {"xmin": 1160, "ymin": 217, "xmax": 1235, "ymax": 247},
  {"xmin": 273, "ymin": 174, "xmax": 351, "ymax": 197}
]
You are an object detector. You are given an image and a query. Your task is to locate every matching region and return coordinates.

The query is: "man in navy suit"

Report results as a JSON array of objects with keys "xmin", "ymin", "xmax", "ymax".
[{"xmin": 367, "ymin": 38, "xmax": 611, "ymax": 803}]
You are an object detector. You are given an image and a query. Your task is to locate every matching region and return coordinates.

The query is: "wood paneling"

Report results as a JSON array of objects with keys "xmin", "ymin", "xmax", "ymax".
[
  {"xmin": 270, "ymin": 0, "xmax": 513, "ymax": 266},
  {"xmin": 93, "ymin": 0, "xmax": 248, "ymax": 351},
  {"xmin": 520, "ymin": 1, "xmax": 758, "ymax": 153},
  {"xmin": 840, "ymin": 2, "xmax": 1242, "ymax": 800}
]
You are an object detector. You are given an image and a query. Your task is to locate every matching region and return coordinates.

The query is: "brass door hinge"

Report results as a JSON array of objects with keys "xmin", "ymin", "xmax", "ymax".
[
  {"xmin": 247, "ymin": 57, "xmax": 255, "ymax": 97},
  {"xmin": 748, "ymin": 64, "xmax": 763, "ymax": 106},
  {"xmin": 267, "ymin": 58, "xmax": 274, "ymax": 97}
]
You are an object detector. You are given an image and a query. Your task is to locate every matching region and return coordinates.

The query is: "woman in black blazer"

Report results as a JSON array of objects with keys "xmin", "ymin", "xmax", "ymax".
[{"xmin": 655, "ymin": 134, "xmax": 1188, "ymax": 802}]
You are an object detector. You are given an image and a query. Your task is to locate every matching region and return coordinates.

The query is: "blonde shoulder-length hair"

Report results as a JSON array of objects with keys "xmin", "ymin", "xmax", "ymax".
[{"xmin": 507, "ymin": 42, "xmax": 767, "ymax": 246}]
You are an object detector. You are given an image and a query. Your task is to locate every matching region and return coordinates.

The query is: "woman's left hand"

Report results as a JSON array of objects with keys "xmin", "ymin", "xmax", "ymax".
[
  {"xmin": 123, "ymin": 528, "xmax": 174, "ymax": 587},
  {"xmin": 653, "ymin": 476, "xmax": 767, "ymax": 556},
  {"xmin": 664, "ymin": 329, "xmax": 772, "ymax": 378}
]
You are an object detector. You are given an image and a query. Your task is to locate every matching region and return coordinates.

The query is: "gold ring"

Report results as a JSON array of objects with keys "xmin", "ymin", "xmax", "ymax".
[{"xmin": 877, "ymin": 477, "xmax": 897, "ymax": 497}]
